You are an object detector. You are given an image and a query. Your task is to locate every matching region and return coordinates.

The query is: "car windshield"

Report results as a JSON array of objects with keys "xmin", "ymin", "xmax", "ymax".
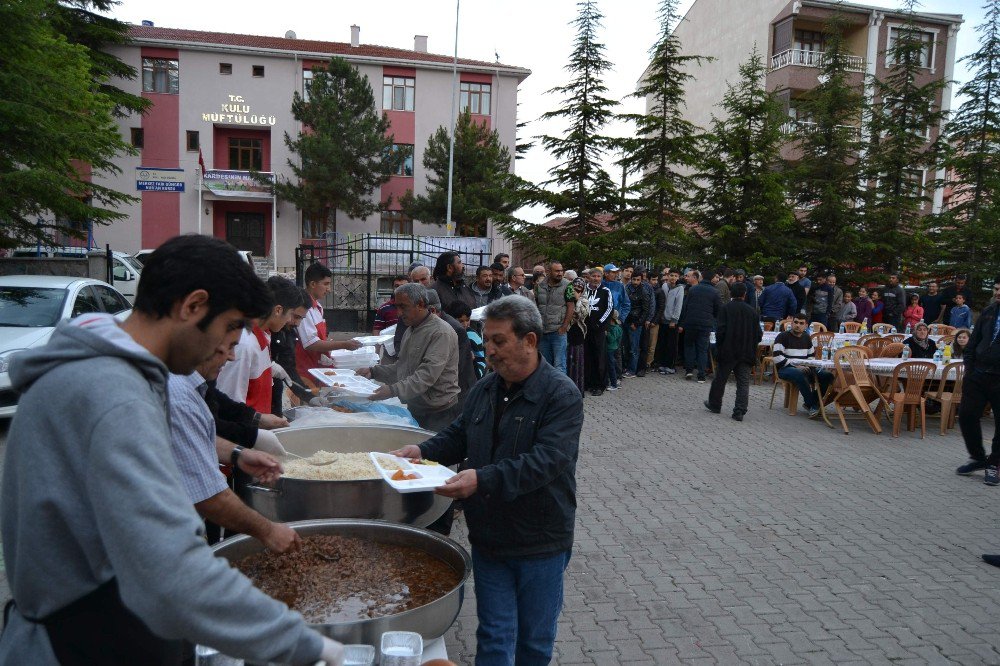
[
  {"xmin": 119, "ymin": 255, "xmax": 144, "ymax": 273},
  {"xmin": 0, "ymin": 287, "xmax": 68, "ymax": 327}
]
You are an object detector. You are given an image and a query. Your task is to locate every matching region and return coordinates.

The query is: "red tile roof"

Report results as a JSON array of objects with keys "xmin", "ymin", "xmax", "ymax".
[{"xmin": 128, "ymin": 25, "xmax": 528, "ymax": 74}]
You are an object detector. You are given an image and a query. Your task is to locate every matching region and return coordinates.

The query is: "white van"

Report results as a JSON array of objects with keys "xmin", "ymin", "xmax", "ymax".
[{"xmin": 9, "ymin": 247, "xmax": 143, "ymax": 303}]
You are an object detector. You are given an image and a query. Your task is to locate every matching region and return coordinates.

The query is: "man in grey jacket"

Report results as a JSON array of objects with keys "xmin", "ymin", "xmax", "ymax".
[
  {"xmin": 657, "ymin": 268, "xmax": 684, "ymax": 374},
  {"xmin": 0, "ymin": 236, "xmax": 343, "ymax": 665}
]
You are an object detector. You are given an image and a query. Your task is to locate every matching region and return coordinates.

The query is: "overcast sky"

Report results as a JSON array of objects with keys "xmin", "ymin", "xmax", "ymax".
[{"xmin": 108, "ymin": 0, "xmax": 987, "ymax": 224}]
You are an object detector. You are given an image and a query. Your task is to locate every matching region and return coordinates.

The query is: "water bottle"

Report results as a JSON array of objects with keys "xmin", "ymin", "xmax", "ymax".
[
  {"xmin": 839, "ymin": 322, "xmax": 846, "ymax": 334},
  {"xmin": 901, "ymin": 345, "xmax": 911, "ymax": 360},
  {"xmin": 905, "ymin": 322, "xmax": 912, "ymax": 335},
  {"xmin": 760, "ymin": 321, "xmax": 765, "ymax": 332},
  {"xmin": 933, "ymin": 348, "xmax": 943, "ymax": 364},
  {"xmin": 861, "ymin": 318, "xmax": 868, "ymax": 334}
]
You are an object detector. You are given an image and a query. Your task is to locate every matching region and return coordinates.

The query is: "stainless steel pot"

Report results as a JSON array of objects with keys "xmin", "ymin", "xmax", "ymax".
[
  {"xmin": 212, "ymin": 519, "xmax": 471, "ymax": 645},
  {"xmin": 240, "ymin": 424, "xmax": 452, "ymax": 528}
]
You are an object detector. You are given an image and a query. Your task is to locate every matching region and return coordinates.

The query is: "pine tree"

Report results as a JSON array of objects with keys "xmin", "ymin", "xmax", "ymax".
[
  {"xmin": 938, "ymin": 0, "xmax": 1000, "ymax": 283},
  {"xmin": 530, "ymin": 0, "xmax": 618, "ymax": 252},
  {"xmin": 0, "ymin": 0, "xmax": 137, "ymax": 248},
  {"xmin": 694, "ymin": 46, "xmax": 792, "ymax": 268},
  {"xmin": 860, "ymin": 0, "xmax": 947, "ymax": 277},
  {"xmin": 786, "ymin": 13, "xmax": 866, "ymax": 275},
  {"xmin": 616, "ymin": 0, "xmax": 709, "ymax": 264},
  {"xmin": 274, "ymin": 57, "xmax": 403, "ymax": 233},
  {"xmin": 401, "ymin": 110, "xmax": 519, "ymax": 238}
]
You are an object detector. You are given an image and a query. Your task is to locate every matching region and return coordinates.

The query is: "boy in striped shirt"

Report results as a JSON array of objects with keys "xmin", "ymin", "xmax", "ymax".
[{"xmin": 773, "ymin": 314, "xmax": 833, "ymax": 417}]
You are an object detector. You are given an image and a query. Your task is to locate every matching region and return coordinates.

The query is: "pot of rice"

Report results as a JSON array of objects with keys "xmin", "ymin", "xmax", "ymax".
[{"xmin": 239, "ymin": 424, "xmax": 452, "ymax": 527}]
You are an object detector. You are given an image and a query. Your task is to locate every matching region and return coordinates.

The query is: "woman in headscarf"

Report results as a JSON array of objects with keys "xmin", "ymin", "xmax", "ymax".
[
  {"xmin": 565, "ymin": 276, "xmax": 590, "ymax": 394},
  {"xmin": 903, "ymin": 322, "xmax": 936, "ymax": 359}
]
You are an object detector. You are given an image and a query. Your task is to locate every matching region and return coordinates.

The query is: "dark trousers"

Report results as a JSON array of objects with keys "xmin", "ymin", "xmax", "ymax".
[
  {"xmin": 584, "ymin": 326, "xmax": 607, "ymax": 390},
  {"xmin": 708, "ymin": 360, "xmax": 752, "ymax": 415},
  {"xmin": 810, "ymin": 314, "xmax": 829, "ymax": 329},
  {"xmin": 683, "ymin": 328, "xmax": 711, "ymax": 378},
  {"xmin": 778, "ymin": 366, "xmax": 833, "ymax": 410},
  {"xmin": 656, "ymin": 324, "xmax": 679, "ymax": 368},
  {"xmin": 959, "ymin": 369, "xmax": 1000, "ymax": 465}
]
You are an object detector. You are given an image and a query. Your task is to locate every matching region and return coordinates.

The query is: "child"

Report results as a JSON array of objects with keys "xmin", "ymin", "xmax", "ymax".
[
  {"xmin": 949, "ymin": 294, "xmax": 972, "ymax": 329},
  {"xmin": 606, "ymin": 310, "xmax": 623, "ymax": 391},
  {"xmin": 444, "ymin": 301, "xmax": 486, "ymax": 379},
  {"xmin": 903, "ymin": 293, "xmax": 924, "ymax": 330}
]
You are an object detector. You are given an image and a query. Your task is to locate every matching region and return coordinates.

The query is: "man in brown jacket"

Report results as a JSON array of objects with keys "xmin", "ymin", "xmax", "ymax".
[{"xmin": 359, "ymin": 283, "xmax": 460, "ymax": 432}]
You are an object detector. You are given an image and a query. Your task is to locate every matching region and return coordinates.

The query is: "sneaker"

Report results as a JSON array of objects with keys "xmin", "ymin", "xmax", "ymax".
[
  {"xmin": 732, "ymin": 412, "xmax": 744, "ymax": 422},
  {"xmin": 607, "ymin": 384, "xmax": 620, "ymax": 391},
  {"xmin": 983, "ymin": 554, "xmax": 1000, "ymax": 568},
  {"xmin": 808, "ymin": 407, "xmax": 820, "ymax": 419},
  {"xmin": 622, "ymin": 371, "xmax": 635, "ymax": 378},
  {"xmin": 985, "ymin": 465, "xmax": 999, "ymax": 486},
  {"xmin": 703, "ymin": 400, "xmax": 720, "ymax": 414},
  {"xmin": 664, "ymin": 368, "xmax": 676, "ymax": 375},
  {"xmin": 685, "ymin": 372, "xmax": 693, "ymax": 380},
  {"xmin": 697, "ymin": 377, "xmax": 706, "ymax": 384},
  {"xmin": 636, "ymin": 369, "xmax": 646, "ymax": 378},
  {"xmin": 956, "ymin": 459, "xmax": 988, "ymax": 476},
  {"xmin": 658, "ymin": 367, "xmax": 668, "ymax": 375},
  {"xmin": 590, "ymin": 388, "xmax": 604, "ymax": 396}
]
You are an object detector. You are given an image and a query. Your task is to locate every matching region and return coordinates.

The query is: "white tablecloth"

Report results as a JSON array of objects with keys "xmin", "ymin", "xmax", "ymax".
[{"xmin": 796, "ymin": 357, "xmax": 955, "ymax": 381}]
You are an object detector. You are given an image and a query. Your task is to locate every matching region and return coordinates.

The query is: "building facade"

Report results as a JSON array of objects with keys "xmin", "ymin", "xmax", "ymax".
[{"xmin": 95, "ymin": 24, "xmax": 529, "ymax": 270}]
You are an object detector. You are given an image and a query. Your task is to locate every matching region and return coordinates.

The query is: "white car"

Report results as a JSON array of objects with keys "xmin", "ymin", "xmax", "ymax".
[
  {"xmin": 0, "ymin": 276, "xmax": 132, "ymax": 418},
  {"xmin": 133, "ymin": 248, "xmax": 252, "ymax": 266}
]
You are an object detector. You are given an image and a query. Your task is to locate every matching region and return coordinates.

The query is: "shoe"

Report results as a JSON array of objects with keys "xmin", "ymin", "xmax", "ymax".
[
  {"xmin": 685, "ymin": 372, "xmax": 693, "ymax": 380},
  {"xmin": 622, "ymin": 371, "xmax": 635, "ymax": 378},
  {"xmin": 607, "ymin": 384, "xmax": 620, "ymax": 391},
  {"xmin": 956, "ymin": 459, "xmax": 988, "ymax": 476},
  {"xmin": 636, "ymin": 370, "xmax": 646, "ymax": 378},
  {"xmin": 697, "ymin": 377, "xmax": 706, "ymax": 384},
  {"xmin": 703, "ymin": 400, "xmax": 720, "ymax": 414},
  {"xmin": 808, "ymin": 407, "xmax": 820, "ymax": 418},
  {"xmin": 658, "ymin": 367, "xmax": 668, "ymax": 375},
  {"xmin": 664, "ymin": 368, "xmax": 676, "ymax": 375},
  {"xmin": 983, "ymin": 554, "xmax": 1000, "ymax": 568},
  {"xmin": 985, "ymin": 465, "xmax": 999, "ymax": 486},
  {"xmin": 732, "ymin": 412, "xmax": 744, "ymax": 422}
]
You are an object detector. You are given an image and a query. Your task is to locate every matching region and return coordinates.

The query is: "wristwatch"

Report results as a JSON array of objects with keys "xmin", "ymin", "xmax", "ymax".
[{"xmin": 230, "ymin": 445, "xmax": 244, "ymax": 470}]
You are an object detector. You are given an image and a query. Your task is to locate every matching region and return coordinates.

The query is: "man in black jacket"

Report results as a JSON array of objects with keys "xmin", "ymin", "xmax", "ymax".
[
  {"xmin": 882, "ymin": 273, "xmax": 907, "ymax": 330},
  {"xmin": 391, "ymin": 295, "xmax": 583, "ymax": 665},
  {"xmin": 270, "ymin": 289, "xmax": 314, "ymax": 414},
  {"xmin": 956, "ymin": 278, "xmax": 1000, "ymax": 487},
  {"xmin": 679, "ymin": 270, "xmax": 722, "ymax": 383},
  {"xmin": 584, "ymin": 268, "xmax": 614, "ymax": 395},
  {"xmin": 705, "ymin": 282, "xmax": 763, "ymax": 421}
]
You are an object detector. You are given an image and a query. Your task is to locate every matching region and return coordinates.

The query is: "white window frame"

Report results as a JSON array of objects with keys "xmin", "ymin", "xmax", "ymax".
[
  {"xmin": 885, "ymin": 24, "xmax": 938, "ymax": 73},
  {"xmin": 302, "ymin": 69, "xmax": 313, "ymax": 102},
  {"xmin": 459, "ymin": 82, "xmax": 492, "ymax": 115},
  {"xmin": 382, "ymin": 76, "xmax": 415, "ymax": 112}
]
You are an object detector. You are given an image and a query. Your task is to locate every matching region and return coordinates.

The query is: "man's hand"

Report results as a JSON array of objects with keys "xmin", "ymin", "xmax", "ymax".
[
  {"xmin": 355, "ymin": 367, "xmax": 373, "ymax": 379},
  {"xmin": 557, "ymin": 325, "xmax": 568, "ymax": 335},
  {"xmin": 644, "ymin": 321, "xmax": 652, "ymax": 329},
  {"xmin": 238, "ymin": 449, "xmax": 283, "ymax": 484},
  {"xmin": 368, "ymin": 385, "xmax": 393, "ymax": 401},
  {"xmin": 270, "ymin": 362, "xmax": 289, "ymax": 383},
  {"xmin": 254, "ymin": 429, "xmax": 287, "ymax": 457},
  {"xmin": 435, "ymin": 469, "xmax": 478, "ymax": 499},
  {"xmin": 258, "ymin": 413, "xmax": 290, "ymax": 430},
  {"xmin": 669, "ymin": 322, "xmax": 677, "ymax": 329},
  {"xmin": 320, "ymin": 637, "xmax": 345, "ymax": 666},
  {"xmin": 339, "ymin": 339, "xmax": 363, "ymax": 351},
  {"xmin": 261, "ymin": 522, "xmax": 301, "ymax": 553},
  {"xmin": 630, "ymin": 323, "xmax": 637, "ymax": 330},
  {"xmin": 390, "ymin": 444, "xmax": 423, "ymax": 461},
  {"xmin": 677, "ymin": 326, "xmax": 684, "ymax": 334}
]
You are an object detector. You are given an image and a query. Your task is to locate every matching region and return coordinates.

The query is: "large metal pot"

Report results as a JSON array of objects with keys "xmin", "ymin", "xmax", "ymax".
[
  {"xmin": 240, "ymin": 424, "xmax": 451, "ymax": 528},
  {"xmin": 212, "ymin": 519, "xmax": 471, "ymax": 645}
]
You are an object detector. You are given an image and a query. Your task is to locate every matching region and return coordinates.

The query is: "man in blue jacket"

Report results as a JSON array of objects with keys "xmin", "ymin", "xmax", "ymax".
[
  {"xmin": 392, "ymin": 295, "xmax": 583, "ymax": 665},
  {"xmin": 678, "ymin": 270, "xmax": 722, "ymax": 382},
  {"xmin": 758, "ymin": 272, "xmax": 798, "ymax": 324}
]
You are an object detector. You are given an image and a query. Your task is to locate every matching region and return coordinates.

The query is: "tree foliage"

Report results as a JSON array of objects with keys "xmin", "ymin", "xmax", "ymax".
[
  {"xmin": 937, "ymin": 0, "xmax": 1000, "ymax": 283},
  {"xmin": 0, "ymin": 0, "xmax": 137, "ymax": 248},
  {"xmin": 401, "ymin": 110, "xmax": 520, "ymax": 238},
  {"xmin": 275, "ymin": 57, "xmax": 403, "ymax": 232},
  {"xmin": 694, "ymin": 46, "xmax": 792, "ymax": 269}
]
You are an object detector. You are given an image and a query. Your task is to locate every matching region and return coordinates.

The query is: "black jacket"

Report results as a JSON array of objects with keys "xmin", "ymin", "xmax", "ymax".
[
  {"xmin": 438, "ymin": 312, "xmax": 477, "ymax": 404},
  {"xmin": 432, "ymin": 278, "xmax": 476, "ymax": 312},
  {"xmin": 679, "ymin": 280, "xmax": 722, "ymax": 330},
  {"xmin": 625, "ymin": 282, "xmax": 653, "ymax": 326},
  {"xmin": 419, "ymin": 356, "xmax": 583, "ymax": 559},
  {"xmin": 270, "ymin": 326, "xmax": 312, "ymax": 405},
  {"xmin": 651, "ymin": 282, "xmax": 666, "ymax": 323},
  {"xmin": 204, "ymin": 382, "xmax": 258, "ymax": 448},
  {"xmin": 716, "ymin": 299, "xmax": 764, "ymax": 364},
  {"xmin": 883, "ymin": 284, "xmax": 906, "ymax": 320},
  {"xmin": 965, "ymin": 301, "xmax": 1000, "ymax": 375}
]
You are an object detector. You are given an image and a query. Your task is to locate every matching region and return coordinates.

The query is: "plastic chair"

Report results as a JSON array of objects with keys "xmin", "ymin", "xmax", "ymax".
[
  {"xmin": 883, "ymin": 333, "xmax": 905, "ymax": 343},
  {"xmin": 762, "ymin": 321, "xmax": 775, "ymax": 332},
  {"xmin": 857, "ymin": 334, "xmax": 880, "ymax": 345},
  {"xmin": 829, "ymin": 347, "xmax": 887, "ymax": 435},
  {"xmin": 768, "ymin": 360, "xmax": 800, "ymax": 415},
  {"xmin": 873, "ymin": 323, "xmax": 896, "ymax": 334},
  {"xmin": 863, "ymin": 337, "xmax": 892, "ymax": 357},
  {"xmin": 930, "ymin": 324, "xmax": 956, "ymax": 336},
  {"xmin": 885, "ymin": 361, "xmax": 937, "ymax": 438},
  {"xmin": 937, "ymin": 334, "xmax": 955, "ymax": 347},
  {"xmin": 842, "ymin": 321, "xmax": 862, "ymax": 333},
  {"xmin": 809, "ymin": 322, "xmax": 828, "ymax": 333},
  {"xmin": 880, "ymin": 342, "xmax": 905, "ymax": 358},
  {"xmin": 924, "ymin": 361, "xmax": 965, "ymax": 435},
  {"xmin": 812, "ymin": 331, "xmax": 835, "ymax": 357}
]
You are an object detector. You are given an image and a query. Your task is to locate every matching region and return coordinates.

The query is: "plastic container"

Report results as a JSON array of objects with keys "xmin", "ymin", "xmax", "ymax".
[
  {"xmin": 380, "ymin": 631, "xmax": 422, "ymax": 666},
  {"xmin": 343, "ymin": 644, "xmax": 376, "ymax": 666}
]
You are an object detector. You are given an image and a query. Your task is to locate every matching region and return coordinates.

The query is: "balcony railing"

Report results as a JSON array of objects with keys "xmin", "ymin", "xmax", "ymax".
[
  {"xmin": 780, "ymin": 120, "xmax": 862, "ymax": 137},
  {"xmin": 770, "ymin": 49, "xmax": 865, "ymax": 73}
]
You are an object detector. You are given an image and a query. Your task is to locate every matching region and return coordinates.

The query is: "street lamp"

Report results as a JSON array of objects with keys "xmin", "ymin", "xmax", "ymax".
[{"xmin": 445, "ymin": 0, "xmax": 460, "ymax": 237}]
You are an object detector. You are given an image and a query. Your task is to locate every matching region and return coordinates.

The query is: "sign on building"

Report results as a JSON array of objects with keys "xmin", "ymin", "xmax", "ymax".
[
  {"xmin": 202, "ymin": 170, "xmax": 274, "ymax": 199},
  {"xmin": 136, "ymin": 167, "xmax": 185, "ymax": 192}
]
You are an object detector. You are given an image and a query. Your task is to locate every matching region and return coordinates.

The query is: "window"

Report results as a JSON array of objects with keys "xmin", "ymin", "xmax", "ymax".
[
  {"xmin": 94, "ymin": 285, "xmax": 132, "ymax": 315},
  {"xmin": 903, "ymin": 169, "xmax": 925, "ymax": 197},
  {"xmin": 301, "ymin": 216, "xmax": 334, "ymax": 239},
  {"xmin": 186, "ymin": 131, "xmax": 199, "ymax": 152},
  {"xmin": 460, "ymin": 82, "xmax": 492, "ymax": 115},
  {"xmin": 229, "ymin": 138, "xmax": 263, "ymax": 171},
  {"xmin": 142, "ymin": 58, "xmax": 179, "ymax": 94},
  {"xmin": 130, "ymin": 128, "xmax": 144, "ymax": 148},
  {"xmin": 882, "ymin": 99, "xmax": 931, "ymax": 141},
  {"xmin": 71, "ymin": 287, "xmax": 102, "ymax": 318},
  {"xmin": 380, "ymin": 211, "xmax": 413, "ymax": 234},
  {"xmin": 887, "ymin": 27, "xmax": 934, "ymax": 69},
  {"xmin": 252, "ymin": 65, "xmax": 265, "ymax": 78},
  {"xmin": 302, "ymin": 69, "xmax": 313, "ymax": 102},
  {"xmin": 383, "ymin": 76, "xmax": 415, "ymax": 111},
  {"xmin": 794, "ymin": 29, "xmax": 825, "ymax": 52},
  {"xmin": 388, "ymin": 144, "xmax": 414, "ymax": 176},
  {"xmin": 219, "ymin": 63, "xmax": 232, "ymax": 75}
]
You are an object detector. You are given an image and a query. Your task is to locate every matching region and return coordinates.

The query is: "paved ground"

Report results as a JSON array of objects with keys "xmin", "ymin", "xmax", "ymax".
[
  {"xmin": 441, "ymin": 372, "xmax": 1000, "ymax": 665},
  {"xmin": 1, "ymin": 371, "xmax": 999, "ymax": 664}
]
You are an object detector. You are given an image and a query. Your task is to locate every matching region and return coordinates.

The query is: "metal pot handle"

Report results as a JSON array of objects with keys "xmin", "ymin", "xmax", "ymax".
[{"xmin": 246, "ymin": 484, "xmax": 282, "ymax": 495}]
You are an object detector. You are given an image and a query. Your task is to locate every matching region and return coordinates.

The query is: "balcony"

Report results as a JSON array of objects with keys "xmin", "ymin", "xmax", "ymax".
[
  {"xmin": 770, "ymin": 49, "xmax": 865, "ymax": 73},
  {"xmin": 780, "ymin": 120, "xmax": 861, "ymax": 138}
]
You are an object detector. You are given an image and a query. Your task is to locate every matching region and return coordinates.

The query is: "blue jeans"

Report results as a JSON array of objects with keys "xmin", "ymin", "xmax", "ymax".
[
  {"xmin": 777, "ymin": 365, "xmax": 833, "ymax": 409},
  {"xmin": 606, "ymin": 348, "xmax": 619, "ymax": 388},
  {"xmin": 626, "ymin": 325, "xmax": 642, "ymax": 373},
  {"xmin": 683, "ymin": 328, "xmax": 711, "ymax": 378},
  {"xmin": 539, "ymin": 332, "xmax": 567, "ymax": 374},
  {"xmin": 472, "ymin": 548, "xmax": 571, "ymax": 666}
]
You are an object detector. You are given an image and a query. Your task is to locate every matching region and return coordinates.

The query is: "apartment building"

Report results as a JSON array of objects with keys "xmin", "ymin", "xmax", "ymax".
[
  {"xmin": 651, "ymin": 0, "xmax": 962, "ymax": 213},
  {"xmin": 92, "ymin": 23, "xmax": 529, "ymax": 269}
]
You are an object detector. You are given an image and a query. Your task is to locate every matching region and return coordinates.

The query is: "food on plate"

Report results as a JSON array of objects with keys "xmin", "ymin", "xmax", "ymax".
[
  {"xmin": 235, "ymin": 535, "xmax": 462, "ymax": 623},
  {"xmin": 412, "ymin": 459, "xmax": 440, "ymax": 466},
  {"xmin": 282, "ymin": 451, "xmax": 380, "ymax": 481},
  {"xmin": 372, "ymin": 454, "xmax": 404, "ymax": 472},
  {"xmin": 390, "ymin": 469, "xmax": 420, "ymax": 481}
]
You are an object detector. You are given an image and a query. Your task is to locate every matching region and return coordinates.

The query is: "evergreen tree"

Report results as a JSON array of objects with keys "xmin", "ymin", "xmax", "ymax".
[
  {"xmin": 0, "ymin": 0, "xmax": 137, "ymax": 248},
  {"xmin": 527, "ymin": 0, "xmax": 618, "ymax": 254},
  {"xmin": 860, "ymin": 0, "xmax": 947, "ymax": 276},
  {"xmin": 401, "ymin": 109, "xmax": 519, "ymax": 238},
  {"xmin": 694, "ymin": 46, "xmax": 792, "ymax": 268},
  {"xmin": 786, "ymin": 13, "xmax": 866, "ymax": 275},
  {"xmin": 275, "ymin": 57, "xmax": 403, "ymax": 233},
  {"xmin": 616, "ymin": 0, "xmax": 709, "ymax": 264},
  {"xmin": 938, "ymin": 0, "xmax": 1000, "ymax": 283}
]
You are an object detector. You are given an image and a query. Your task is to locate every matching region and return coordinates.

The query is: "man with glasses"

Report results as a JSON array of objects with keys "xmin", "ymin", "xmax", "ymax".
[
  {"xmin": 500, "ymin": 266, "xmax": 534, "ymax": 302},
  {"xmin": 772, "ymin": 314, "xmax": 832, "ymax": 418},
  {"xmin": 956, "ymin": 278, "xmax": 1000, "ymax": 487}
]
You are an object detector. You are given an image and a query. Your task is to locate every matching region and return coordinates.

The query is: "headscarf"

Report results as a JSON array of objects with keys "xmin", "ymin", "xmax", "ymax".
[{"xmin": 572, "ymin": 277, "xmax": 586, "ymax": 291}]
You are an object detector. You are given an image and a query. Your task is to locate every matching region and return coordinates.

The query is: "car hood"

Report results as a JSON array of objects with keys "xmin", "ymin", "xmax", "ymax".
[{"xmin": 0, "ymin": 326, "xmax": 54, "ymax": 353}]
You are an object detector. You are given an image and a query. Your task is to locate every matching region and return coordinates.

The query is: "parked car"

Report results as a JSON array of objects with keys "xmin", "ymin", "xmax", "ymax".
[
  {"xmin": 9, "ymin": 246, "xmax": 142, "ymax": 302},
  {"xmin": 133, "ymin": 248, "xmax": 252, "ymax": 266},
  {"xmin": 0, "ymin": 276, "xmax": 132, "ymax": 418}
]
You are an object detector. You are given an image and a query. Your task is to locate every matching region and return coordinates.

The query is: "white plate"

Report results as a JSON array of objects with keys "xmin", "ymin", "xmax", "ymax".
[
  {"xmin": 309, "ymin": 369, "xmax": 380, "ymax": 393},
  {"xmin": 368, "ymin": 452, "xmax": 456, "ymax": 493},
  {"xmin": 353, "ymin": 334, "xmax": 394, "ymax": 345}
]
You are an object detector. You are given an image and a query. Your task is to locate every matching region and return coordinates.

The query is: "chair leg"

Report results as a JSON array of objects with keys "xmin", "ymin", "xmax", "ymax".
[
  {"xmin": 769, "ymin": 380, "xmax": 779, "ymax": 409},
  {"xmin": 892, "ymin": 401, "xmax": 903, "ymax": 438},
  {"xmin": 920, "ymin": 399, "xmax": 926, "ymax": 439},
  {"xmin": 834, "ymin": 402, "xmax": 850, "ymax": 434},
  {"xmin": 787, "ymin": 385, "xmax": 799, "ymax": 416}
]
